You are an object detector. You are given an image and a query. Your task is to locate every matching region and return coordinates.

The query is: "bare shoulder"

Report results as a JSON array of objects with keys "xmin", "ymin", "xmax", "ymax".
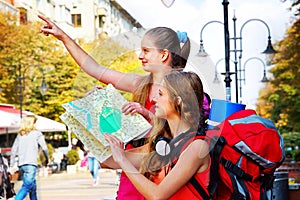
[
  {"xmin": 184, "ymin": 139, "xmax": 210, "ymax": 159},
  {"xmin": 124, "ymin": 73, "xmax": 146, "ymax": 93}
]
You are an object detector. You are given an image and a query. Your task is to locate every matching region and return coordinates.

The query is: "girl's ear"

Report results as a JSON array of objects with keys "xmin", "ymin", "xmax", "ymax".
[
  {"xmin": 176, "ymin": 96, "xmax": 182, "ymax": 106},
  {"xmin": 161, "ymin": 49, "xmax": 170, "ymax": 62}
]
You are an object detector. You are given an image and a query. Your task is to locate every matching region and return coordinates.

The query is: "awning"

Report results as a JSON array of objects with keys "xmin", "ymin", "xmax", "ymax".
[
  {"xmin": 0, "ymin": 104, "xmax": 67, "ymax": 134},
  {"xmin": 0, "ymin": 110, "xmax": 20, "ymax": 128}
]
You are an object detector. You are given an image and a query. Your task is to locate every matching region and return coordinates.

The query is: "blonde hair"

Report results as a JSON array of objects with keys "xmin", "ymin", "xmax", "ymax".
[
  {"xmin": 18, "ymin": 115, "xmax": 38, "ymax": 136},
  {"xmin": 140, "ymin": 71, "xmax": 204, "ymax": 179}
]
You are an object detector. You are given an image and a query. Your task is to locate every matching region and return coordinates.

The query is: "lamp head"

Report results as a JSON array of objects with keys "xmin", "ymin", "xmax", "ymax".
[
  {"xmin": 39, "ymin": 77, "xmax": 48, "ymax": 96},
  {"xmin": 262, "ymin": 37, "xmax": 277, "ymax": 54},
  {"xmin": 261, "ymin": 75, "xmax": 269, "ymax": 83},
  {"xmin": 196, "ymin": 43, "xmax": 208, "ymax": 57},
  {"xmin": 213, "ymin": 76, "xmax": 221, "ymax": 84},
  {"xmin": 261, "ymin": 68, "xmax": 269, "ymax": 83}
]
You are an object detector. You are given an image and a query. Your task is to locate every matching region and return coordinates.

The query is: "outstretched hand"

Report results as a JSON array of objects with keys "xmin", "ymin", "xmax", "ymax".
[
  {"xmin": 104, "ymin": 134, "xmax": 125, "ymax": 164},
  {"xmin": 122, "ymin": 102, "xmax": 153, "ymax": 122},
  {"xmin": 38, "ymin": 15, "xmax": 65, "ymax": 40}
]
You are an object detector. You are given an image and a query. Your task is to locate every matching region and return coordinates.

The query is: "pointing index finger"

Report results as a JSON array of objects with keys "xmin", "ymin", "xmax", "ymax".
[{"xmin": 38, "ymin": 15, "xmax": 52, "ymax": 25}]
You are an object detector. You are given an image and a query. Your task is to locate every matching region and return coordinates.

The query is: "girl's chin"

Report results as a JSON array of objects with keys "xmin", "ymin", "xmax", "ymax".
[
  {"xmin": 143, "ymin": 66, "xmax": 150, "ymax": 72},
  {"xmin": 154, "ymin": 111, "xmax": 165, "ymax": 119}
]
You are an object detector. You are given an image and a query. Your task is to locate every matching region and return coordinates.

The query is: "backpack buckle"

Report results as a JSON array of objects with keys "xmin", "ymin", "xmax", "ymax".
[
  {"xmin": 218, "ymin": 136, "xmax": 227, "ymax": 145},
  {"xmin": 221, "ymin": 158, "xmax": 233, "ymax": 169},
  {"xmin": 221, "ymin": 158, "xmax": 253, "ymax": 181},
  {"xmin": 261, "ymin": 174, "xmax": 275, "ymax": 190}
]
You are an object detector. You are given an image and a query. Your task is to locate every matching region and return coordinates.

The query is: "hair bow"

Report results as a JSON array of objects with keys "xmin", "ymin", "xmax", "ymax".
[{"xmin": 176, "ymin": 31, "xmax": 188, "ymax": 43}]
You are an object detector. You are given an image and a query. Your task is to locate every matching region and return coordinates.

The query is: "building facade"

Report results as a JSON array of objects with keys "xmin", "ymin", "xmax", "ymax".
[
  {"xmin": 0, "ymin": 0, "xmax": 143, "ymax": 42},
  {"xmin": 0, "ymin": 0, "xmax": 18, "ymax": 15}
]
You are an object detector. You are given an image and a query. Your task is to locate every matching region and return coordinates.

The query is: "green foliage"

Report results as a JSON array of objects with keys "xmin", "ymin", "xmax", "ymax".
[
  {"xmin": 282, "ymin": 132, "xmax": 300, "ymax": 149},
  {"xmin": 79, "ymin": 37, "xmax": 145, "ymax": 101},
  {"xmin": 0, "ymin": 10, "xmax": 146, "ymax": 147},
  {"xmin": 47, "ymin": 143, "xmax": 54, "ymax": 161},
  {"xmin": 285, "ymin": 151, "xmax": 292, "ymax": 159},
  {"xmin": 292, "ymin": 150, "xmax": 300, "ymax": 161},
  {"xmin": 286, "ymin": 149, "xmax": 300, "ymax": 162},
  {"xmin": 38, "ymin": 143, "xmax": 53, "ymax": 166},
  {"xmin": 66, "ymin": 149, "xmax": 79, "ymax": 165},
  {"xmin": 0, "ymin": 10, "xmax": 79, "ymax": 123}
]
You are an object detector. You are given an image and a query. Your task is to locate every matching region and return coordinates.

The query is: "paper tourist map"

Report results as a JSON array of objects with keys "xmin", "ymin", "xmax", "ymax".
[
  {"xmin": 60, "ymin": 112, "xmax": 112, "ymax": 162},
  {"xmin": 60, "ymin": 84, "xmax": 152, "ymax": 162}
]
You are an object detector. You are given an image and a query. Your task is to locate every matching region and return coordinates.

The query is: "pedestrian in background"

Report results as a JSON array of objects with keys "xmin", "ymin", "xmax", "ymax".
[
  {"xmin": 52, "ymin": 148, "xmax": 63, "ymax": 172},
  {"xmin": 86, "ymin": 150, "xmax": 101, "ymax": 186},
  {"xmin": 10, "ymin": 115, "xmax": 49, "ymax": 200},
  {"xmin": 76, "ymin": 146, "xmax": 85, "ymax": 171}
]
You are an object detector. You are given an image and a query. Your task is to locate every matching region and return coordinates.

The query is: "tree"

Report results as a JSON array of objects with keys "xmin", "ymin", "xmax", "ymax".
[
  {"xmin": 0, "ymin": 10, "xmax": 144, "ymax": 142},
  {"xmin": 257, "ymin": 17, "xmax": 300, "ymax": 133},
  {"xmin": 62, "ymin": 34, "xmax": 145, "ymax": 103},
  {"xmin": 282, "ymin": 132, "xmax": 300, "ymax": 149},
  {"xmin": 0, "ymin": 11, "xmax": 79, "ymax": 122},
  {"xmin": 280, "ymin": 0, "xmax": 300, "ymax": 16}
]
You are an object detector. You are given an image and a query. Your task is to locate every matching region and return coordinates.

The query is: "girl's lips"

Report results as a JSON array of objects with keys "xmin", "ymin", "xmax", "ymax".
[{"xmin": 141, "ymin": 60, "xmax": 147, "ymax": 66}]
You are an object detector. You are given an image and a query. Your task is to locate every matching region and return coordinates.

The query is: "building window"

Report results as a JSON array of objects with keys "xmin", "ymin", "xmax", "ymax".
[
  {"xmin": 72, "ymin": 14, "xmax": 81, "ymax": 27},
  {"xmin": 99, "ymin": 15, "xmax": 105, "ymax": 28},
  {"xmin": 19, "ymin": 7, "xmax": 28, "ymax": 24}
]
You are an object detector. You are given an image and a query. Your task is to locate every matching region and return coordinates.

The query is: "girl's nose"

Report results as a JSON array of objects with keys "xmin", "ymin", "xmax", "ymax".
[
  {"xmin": 152, "ymin": 95, "xmax": 157, "ymax": 103},
  {"xmin": 138, "ymin": 51, "xmax": 144, "ymax": 60}
]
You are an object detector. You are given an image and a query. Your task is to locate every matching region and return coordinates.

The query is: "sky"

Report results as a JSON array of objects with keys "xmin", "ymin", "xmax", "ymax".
[{"xmin": 116, "ymin": 0, "xmax": 294, "ymax": 107}]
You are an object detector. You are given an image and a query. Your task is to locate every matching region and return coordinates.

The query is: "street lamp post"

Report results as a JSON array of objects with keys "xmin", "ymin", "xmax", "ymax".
[
  {"xmin": 234, "ymin": 17, "xmax": 276, "ymax": 103},
  {"xmin": 239, "ymin": 57, "xmax": 269, "ymax": 102},
  {"xmin": 197, "ymin": 20, "xmax": 224, "ymax": 57},
  {"xmin": 213, "ymin": 57, "xmax": 268, "ymax": 102},
  {"xmin": 161, "ymin": 0, "xmax": 276, "ymax": 103},
  {"xmin": 213, "ymin": 59, "xmax": 223, "ymax": 84},
  {"xmin": 222, "ymin": 0, "xmax": 232, "ymax": 102},
  {"xmin": 213, "ymin": 58, "xmax": 235, "ymax": 84},
  {"xmin": 198, "ymin": 10, "xmax": 276, "ymax": 103},
  {"xmin": 15, "ymin": 64, "xmax": 48, "ymax": 118}
]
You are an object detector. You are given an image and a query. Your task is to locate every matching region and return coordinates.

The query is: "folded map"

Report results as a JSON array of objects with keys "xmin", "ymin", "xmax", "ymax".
[{"xmin": 60, "ymin": 84, "xmax": 152, "ymax": 162}]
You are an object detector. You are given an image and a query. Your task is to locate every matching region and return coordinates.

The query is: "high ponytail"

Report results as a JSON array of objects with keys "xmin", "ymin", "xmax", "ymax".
[
  {"xmin": 144, "ymin": 27, "xmax": 191, "ymax": 69},
  {"xmin": 179, "ymin": 37, "xmax": 191, "ymax": 67}
]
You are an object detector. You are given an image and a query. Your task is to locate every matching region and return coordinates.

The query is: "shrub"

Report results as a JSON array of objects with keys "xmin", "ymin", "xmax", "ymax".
[
  {"xmin": 66, "ymin": 149, "xmax": 79, "ymax": 165},
  {"xmin": 38, "ymin": 143, "xmax": 53, "ymax": 166},
  {"xmin": 292, "ymin": 150, "xmax": 300, "ymax": 162},
  {"xmin": 47, "ymin": 143, "xmax": 54, "ymax": 161},
  {"xmin": 285, "ymin": 151, "xmax": 292, "ymax": 159}
]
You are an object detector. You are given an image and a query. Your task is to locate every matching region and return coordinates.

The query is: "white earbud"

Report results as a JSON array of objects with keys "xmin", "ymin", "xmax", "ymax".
[{"xmin": 155, "ymin": 139, "xmax": 171, "ymax": 156}]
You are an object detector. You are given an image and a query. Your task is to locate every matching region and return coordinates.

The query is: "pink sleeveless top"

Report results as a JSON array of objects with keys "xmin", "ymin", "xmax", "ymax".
[{"xmin": 116, "ymin": 98, "xmax": 155, "ymax": 200}]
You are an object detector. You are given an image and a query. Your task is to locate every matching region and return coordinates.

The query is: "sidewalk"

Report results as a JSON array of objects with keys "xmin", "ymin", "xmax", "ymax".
[{"xmin": 11, "ymin": 169, "xmax": 119, "ymax": 200}]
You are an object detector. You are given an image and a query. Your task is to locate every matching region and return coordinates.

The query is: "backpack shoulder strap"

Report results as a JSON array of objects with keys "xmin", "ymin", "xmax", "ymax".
[
  {"xmin": 207, "ymin": 135, "xmax": 226, "ymax": 196},
  {"xmin": 190, "ymin": 176, "xmax": 211, "ymax": 200}
]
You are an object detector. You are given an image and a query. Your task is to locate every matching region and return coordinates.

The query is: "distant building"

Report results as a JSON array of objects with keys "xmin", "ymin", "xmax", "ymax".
[
  {"xmin": 0, "ymin": 0, "xmax": 18, "ymax": 15},
  {"xmin": 0, "ymin": 0, "xmax": 144, "ymax": 42}
]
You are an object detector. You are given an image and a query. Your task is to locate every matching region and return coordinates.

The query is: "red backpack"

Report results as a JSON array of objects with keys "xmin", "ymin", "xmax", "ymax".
[{"xmin": 190, "ymin": 109, "xmax": 285, "ymax": 200}]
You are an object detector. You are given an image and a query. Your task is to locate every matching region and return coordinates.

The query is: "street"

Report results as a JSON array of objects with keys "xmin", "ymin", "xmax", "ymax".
[{"xmin": 10, "ymin": 169, "xmax": 119, "ymax": 200}]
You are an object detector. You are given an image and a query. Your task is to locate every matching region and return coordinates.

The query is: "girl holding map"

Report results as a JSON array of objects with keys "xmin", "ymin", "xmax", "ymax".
[
  {"xmin": 105, "ymin": 71, "xmax": 211, "ymax": 199},
  {"xmin": 39, "ymin": 15, "xmax": 191, "ymax": 200}
]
